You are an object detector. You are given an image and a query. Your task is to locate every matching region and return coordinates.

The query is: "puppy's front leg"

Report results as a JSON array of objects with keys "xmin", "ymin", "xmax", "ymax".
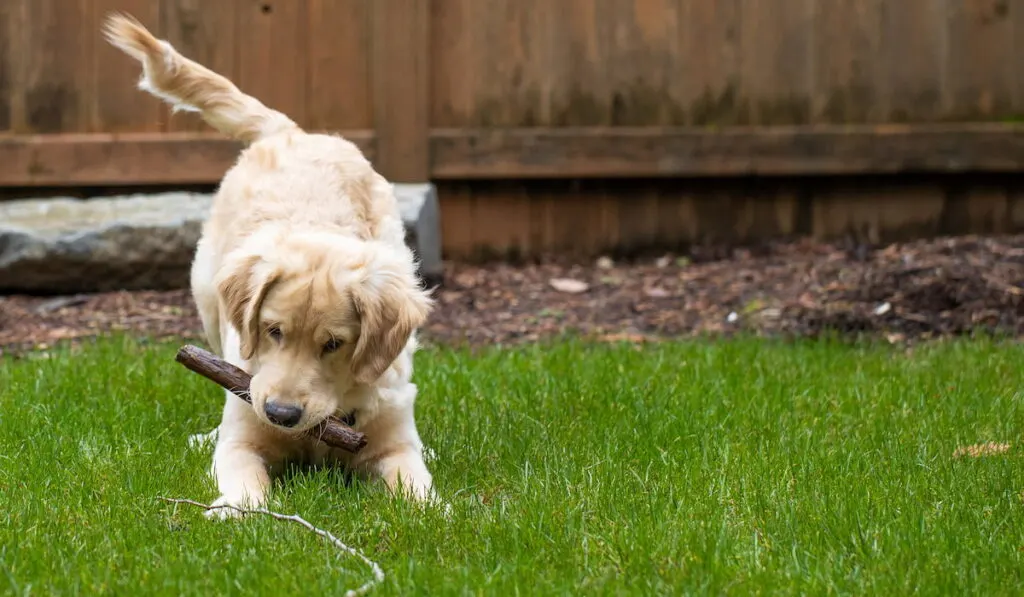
[
  {"xmin": 374, "ymin": 446, "xmax": 434, "ymax": 502},
  {"xmin": 207, "ymin": 439, "xmax": 272, "ymax": 519}
]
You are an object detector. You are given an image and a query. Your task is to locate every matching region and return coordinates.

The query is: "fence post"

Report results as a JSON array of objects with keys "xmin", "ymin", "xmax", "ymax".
[{"xmin": 370, "ymin": 0, "xmax": 430, "ymax": 183}]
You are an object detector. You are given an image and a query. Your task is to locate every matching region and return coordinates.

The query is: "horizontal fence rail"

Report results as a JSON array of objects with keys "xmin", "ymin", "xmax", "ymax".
[{"xmin": 5, "ymin": 124, "xmax": 1024, "ymax": 186}]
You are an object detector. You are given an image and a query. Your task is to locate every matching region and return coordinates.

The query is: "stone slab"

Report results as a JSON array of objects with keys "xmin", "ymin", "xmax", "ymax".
[{"xmin": 0, "ymin": 184, "xmax": 443, "ymax": 294}]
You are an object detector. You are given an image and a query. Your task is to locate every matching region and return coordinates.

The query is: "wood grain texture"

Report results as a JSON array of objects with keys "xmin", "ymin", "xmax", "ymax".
[
  {"xmin": 429, "ymin": 124, "xmax": 1024, "ymax": 179},
  {"xmin": 92, "ymin": 0, "xmax": 162, "ymax": 133},
  {"xmin": 596, "ymin": 0, "xmax": 685, "ymax": 126},
  {"xmin": 371, "ymin": 0, "xmax": 429, "ymax": 181},
  {"xmin": 738, "ymin": 0, "xmax": 814, "ymax": 124},
  {"xmin": 5, "ymin": 0, "xmax": 1024, "ymax": 140},
  {"xmin": 962, "ymin": 185, "xmax": 1010, "ymax": 234},
  {"xmin": 944, "ymin": 0, "xmax": 1015, "ymax": 119},
  {"xmin": 434, "ymin": 178, "xmax": 812, "ymax": 259},
  {"xmin": 0, "ymin": 0, "xmax": 12, "ymax": 132},
  {"xmin": 879, "ymin": 0, "xmax": 947, "ymax": 123},
  {"xmin": 436, "ymin": 183, "xmax": 475, "ymax": 257},
  {"xmin": 811, "ymin": 182, "xmax": 947, "ymax": 244},
  {"xmin": 17, "ymin": 0, "xmax": 93, "ymax": 134},
  {"xmin": 161, "ymin": 0, "xmax": 238, "ymax": 132},
  {"xmin": 428, "ymin": 0, "xmax": 473, "ymax": 127},
  {"xmin": 811, "ymin": 0, "xmax": 884, "ymax": 123},
  {"xmin": 1012, "ymin": 0, "xmax": 1024, "ymax": 113},
  {"xmin": 0, "ymin": 131, "xmax": 374, "ymax": 186},
  {"xmin": 431, "ymin": 0, "xmax": 698, "ymax": 127},
  {"xmin": 6, "ymin": 123, "xmax": 1024, "ymax": 186},
  {"xmin": 306, "ymin": 0, "xmax": 371, "ymax": 131},
  {"xmin": 1009, "ymin": 182, "xmax": 1024, "ymax": 229},
  {"xmin": 236, "ymin": 0, "xmax": 308, "ymax": 127},
  {"xmin": 684, "ymin": 0, "xmax": 743, "ymax": 125},
  {"xmin": 436, "ymin": 177, "xmax": 1024, "ymax": 260},
  {"xmin": 617, "ymin": 182, "xmax": 661, "ymax": 250}
]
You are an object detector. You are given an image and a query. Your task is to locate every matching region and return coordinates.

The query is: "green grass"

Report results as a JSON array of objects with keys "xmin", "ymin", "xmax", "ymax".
[{"xmin": 1, "ymin": 334, "xmax": 1023, "ymax": 596}]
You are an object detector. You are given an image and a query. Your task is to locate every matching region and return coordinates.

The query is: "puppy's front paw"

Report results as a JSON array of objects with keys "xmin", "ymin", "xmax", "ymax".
[
  {"xmin": 204, "ymin": 494, "xmax": 255, "ymax": 520},
  {"xmin": 187, "ymin": 427, "xmax": 219, "ymax": 450}
]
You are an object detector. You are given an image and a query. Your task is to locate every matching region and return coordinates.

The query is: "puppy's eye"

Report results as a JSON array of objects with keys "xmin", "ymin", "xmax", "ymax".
[
  {"xmin": 322, "ymin": 337, "xmax": 343, "ymax": 354},
  {"xmin": 268, "ymin": 326, "xmax": 283, "ymax": 341}
]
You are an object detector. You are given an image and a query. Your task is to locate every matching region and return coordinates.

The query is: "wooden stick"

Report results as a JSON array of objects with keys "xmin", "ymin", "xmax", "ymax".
[{"xmin": 175, "ymin": 344, "xmax": 367, "ymax": 453}]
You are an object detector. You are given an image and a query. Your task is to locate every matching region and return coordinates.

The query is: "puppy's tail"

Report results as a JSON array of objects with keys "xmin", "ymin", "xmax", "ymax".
[{"xmin": 102, "ymin": 12, "xmax": 299, "ymax": 144}]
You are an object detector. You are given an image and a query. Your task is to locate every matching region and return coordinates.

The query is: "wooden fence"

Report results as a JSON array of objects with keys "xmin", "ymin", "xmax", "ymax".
[{"xmin": 2, "ymin": 0, "xmax": 1024, "ymax": 258}]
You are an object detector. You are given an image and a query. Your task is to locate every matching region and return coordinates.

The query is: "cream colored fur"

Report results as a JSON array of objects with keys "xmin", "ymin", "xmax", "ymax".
[{"xmin": 103, "ymin": 13, "xmax": 437, "ymax": 518}]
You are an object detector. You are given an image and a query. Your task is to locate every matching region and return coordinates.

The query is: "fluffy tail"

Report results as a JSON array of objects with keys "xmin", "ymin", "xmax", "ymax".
[{"xmin": 102, "ymin": 12, "xmax": 299, "ymax": 144}]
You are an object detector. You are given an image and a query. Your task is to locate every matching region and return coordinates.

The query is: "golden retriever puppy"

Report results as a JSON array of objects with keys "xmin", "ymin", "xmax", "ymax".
[{"xmin": 103, "ymin": 13, "xmax": 437, "ymax": 517}]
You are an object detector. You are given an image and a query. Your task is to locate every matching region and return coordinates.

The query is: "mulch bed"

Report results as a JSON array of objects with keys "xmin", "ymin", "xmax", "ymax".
[{"xmin": 2, "ymin": 234, "xmax": 1023, "ymax": 356}]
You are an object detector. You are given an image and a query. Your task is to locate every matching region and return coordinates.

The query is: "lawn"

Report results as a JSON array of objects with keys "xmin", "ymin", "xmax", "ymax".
[{"xmin": 0, "ymin": 334, "xmax": 1022, "ymax": 596}]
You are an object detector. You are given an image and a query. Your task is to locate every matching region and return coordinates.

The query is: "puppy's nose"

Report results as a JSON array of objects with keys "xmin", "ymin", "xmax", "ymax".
[{"xmin": 264, "ymin": 402, "xmax": 303, "ymax": 428}]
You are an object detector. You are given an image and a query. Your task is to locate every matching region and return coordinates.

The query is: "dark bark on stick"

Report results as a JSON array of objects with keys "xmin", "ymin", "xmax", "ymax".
[{"xmin": 175, "ymin": 344, "xmax": 367, "ymax": 453}]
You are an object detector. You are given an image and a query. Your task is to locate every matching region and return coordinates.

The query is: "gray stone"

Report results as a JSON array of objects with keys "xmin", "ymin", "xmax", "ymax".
[
  {"xmin": 393, "ymin": 183, "xmax": 443, "ymax": 289},
  {"xmin": 0, "ymin": 183, "xmax": 443, "ymax": 295},
  {"xmin": 0, "ymin": 192, "xmax": 209, "ymax": 294}
]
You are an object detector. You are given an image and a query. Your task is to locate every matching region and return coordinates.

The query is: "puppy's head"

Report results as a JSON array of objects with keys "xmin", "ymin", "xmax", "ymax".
[{"xmin": 215, "ymin": 228, "xmax": 432, "ymax": 433}]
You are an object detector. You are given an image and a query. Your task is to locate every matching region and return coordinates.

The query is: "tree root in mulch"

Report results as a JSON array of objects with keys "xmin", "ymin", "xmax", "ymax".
[{"xmin": 1, "ymin": 234, "xmax": 1023, "ymax": 357}]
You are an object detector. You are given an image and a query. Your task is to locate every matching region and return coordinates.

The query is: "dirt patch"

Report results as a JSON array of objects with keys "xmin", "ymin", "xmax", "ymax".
[
  {"xmin": 2, "ymin": 234, "xmax": 1023, "ymax": 356},
  {"xmin": 952, "ymin": 442, "xmax": 1012, "ymax": 459}
]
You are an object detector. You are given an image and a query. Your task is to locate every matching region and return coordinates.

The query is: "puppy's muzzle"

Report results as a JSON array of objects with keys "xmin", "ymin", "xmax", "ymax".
[{"xmin": 264, "ymin": 401, "xmax": 303, "ymax": 428}]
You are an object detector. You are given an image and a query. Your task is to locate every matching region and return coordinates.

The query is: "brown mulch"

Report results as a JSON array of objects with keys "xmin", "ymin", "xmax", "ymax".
[{"xmin": 2, "ymin": 234, "xmax": 1023, "ymax": 356}]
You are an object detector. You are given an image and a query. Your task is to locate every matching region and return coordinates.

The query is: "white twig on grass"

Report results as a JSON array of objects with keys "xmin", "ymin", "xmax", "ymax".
[{"xmin": 156, "ymin": 496, "xmax": 385, "ymax": 597}]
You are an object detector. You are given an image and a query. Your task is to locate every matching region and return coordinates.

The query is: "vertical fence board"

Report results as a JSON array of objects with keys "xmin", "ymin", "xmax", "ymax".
[
  {"xmin": 0, "ymin": 0, "xmax": 12, "ymax": 132},
  {"xmin": 18, "ymin": 0, "xmax": 93, "ymax": 134},
  {"xmin": 429, "ymin": 0, "xmax": 473, "ymax": 127},
  {"xmin": 431, "ymin": 0, "xmax": 718, "ymax": 127},
  {"xmin": 570, "ymin": 190, "xmax": 601, "ymax": 255},
  {"xmin": 1012, "ymin": 0, "xmax": 1024, "ymax": 113},
  {"xmin": 594, "ymin": 187, "xmax": 622, "ymax": 254},
  {"xmin": 660, "ymin": 190, "xmax": 698, "ymax": 249},
  {"xmin": 473, "ymin": 0, "xmax": 534, "ymax": 127},
  {"xmin": 811, "ymin": 0, "xmax": 884, "ymax": 123},
  {"xmin": 236, "ymin": 0, "xmax": 308, "ymax": 126},
  {"xmin": 738, "ymin": 0, "xmax": 814, "ymax": 124},
  {"xmin": 631, "ymin": 0, "xmax": 684, "ymax": 123},
  {"xmin": 91, "ymin": 0, "xmax": 161, "ymax": 133},
  {"xmin": 470, "ymin": 184, "xmax": 532, "ymax": 258},
  {"xmin": 1010, "ymin": 182, "xmax": 1024, "ymax": 229},
  {"xmin": 944, "ymin": 0, "xmax": 1015, "ymax": 119},
  {"xmin": 964, "ymin": 186, "xmax": 1010, "ymax": 233},
  {"xmin": 371, "ymin": 0, "xmax": 429, "ymax": 181},
  {"xmin": 879, "ymin": 1, "xmax": 946, "ymax": 122},
  {"xmin": 7, "ymin": 0, "xmax": 25, "ymax": 133},
  {"xmin": 535, "ymin": 188, "xmax": 562, "ymax": 252},
  {"xmin": 812, "ymin": 184, "xmax": 947, "ymax": 243},
  {"xmin": 595, "ymin": 0, "xmax": 681, "ymax": 126},
  {"xmin": 617, "ymin": 184, "xmax": 662, "ymax": 250},
  {"xmin": 684, "ymin": 0, "xmax": 743, "ymax": 125},
  {"xmin": 306, "ymin": 0, "xmax": 371, "ymax": 132},
  {"xmin": 161, "ymin": 0, "xmax": 238, "ymax": 132},
  {"xmin": 556, "ymin": 0, "xmax": 604, "ymax": 126},
  {"xmin": 531, "ymin": 0, "xmax": 564, "ymax": 126},
  {"xmin": 438, "ymin": 183, "xmax": 476, "ymax": 258}
]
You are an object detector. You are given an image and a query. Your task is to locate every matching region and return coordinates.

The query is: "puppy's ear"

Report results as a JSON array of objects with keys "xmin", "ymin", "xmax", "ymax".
[
  {"xmin": 215, "ymin": 249, "xmax": 281, "ymax": 360},
  {"xmin": 349, "ymin": 251, "xmax": 433, "ymax": 385}
]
